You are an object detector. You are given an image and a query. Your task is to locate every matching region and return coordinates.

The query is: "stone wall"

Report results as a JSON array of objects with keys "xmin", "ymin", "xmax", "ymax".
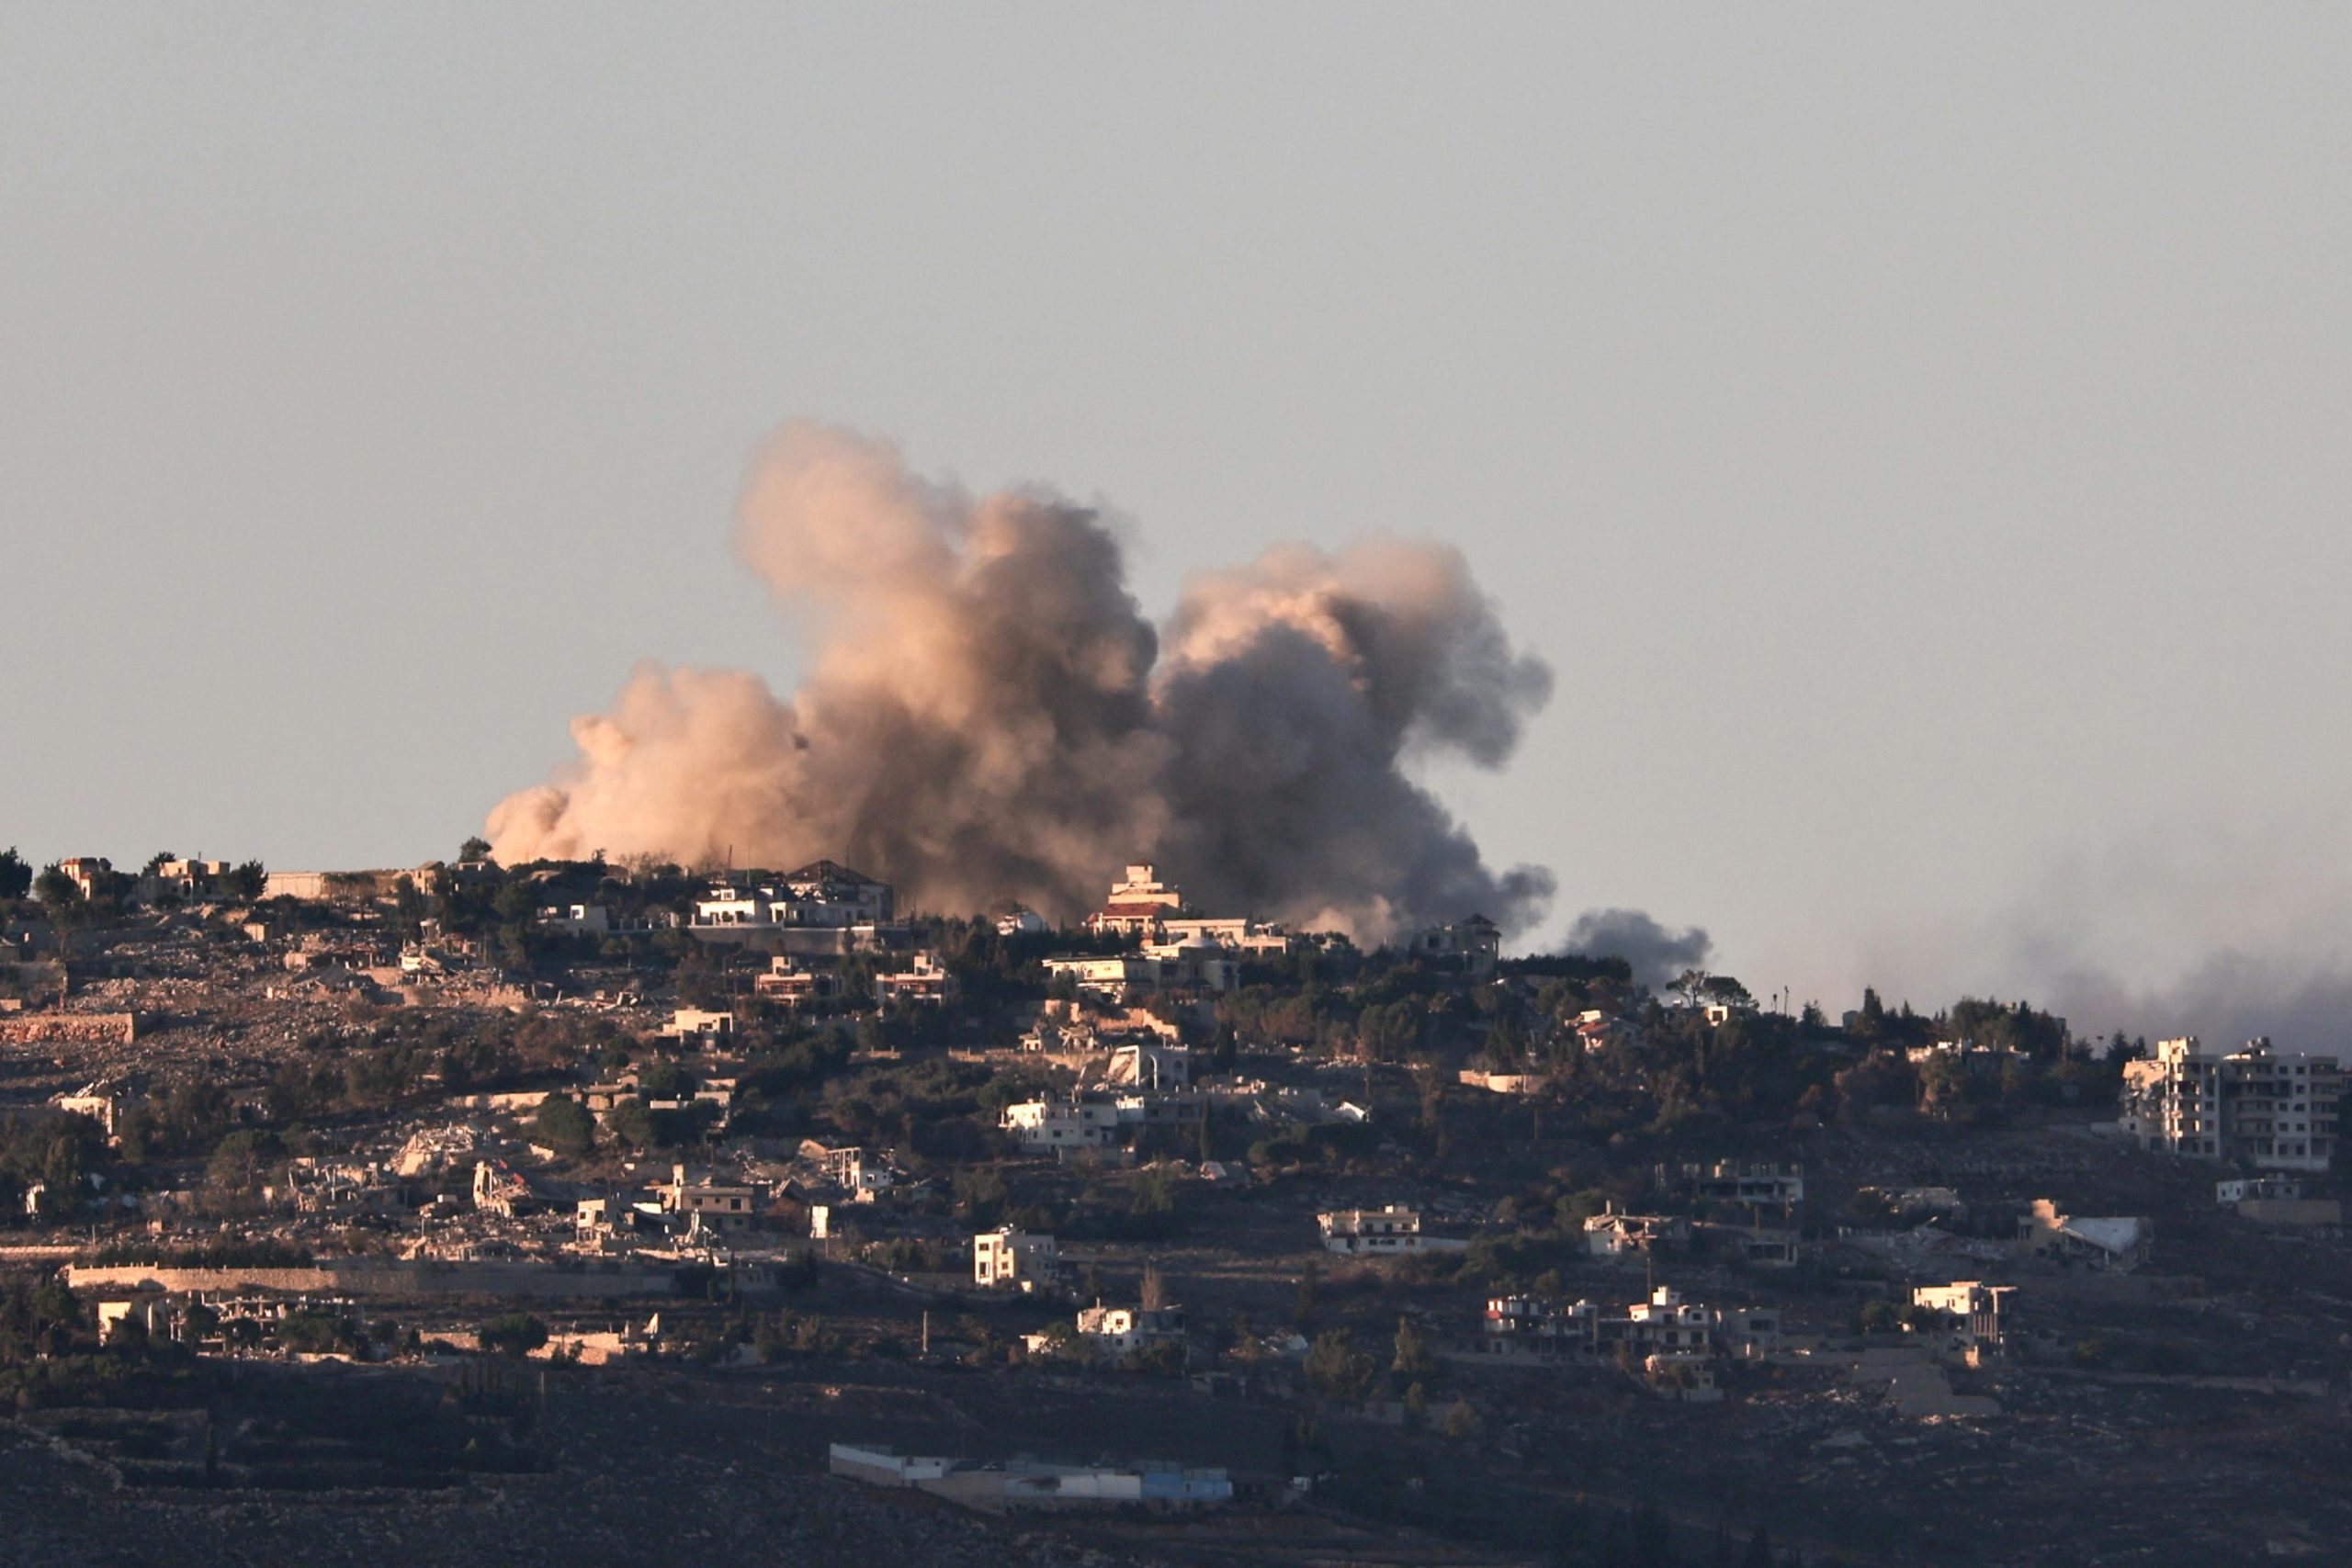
[
  {"xmin": 0, "ymin": 1010, "xmax": 137, "ymax": 1046},
  {"xmin": 63, "ymin": 1258, "xmax": 690, "ymax": 1299}
]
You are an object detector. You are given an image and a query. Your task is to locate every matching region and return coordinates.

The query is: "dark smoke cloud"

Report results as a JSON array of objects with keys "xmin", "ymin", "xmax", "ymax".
[
  {"xmin": 1558, "ymin": 907, "xmax": 1713, "ymax": 989},
  {"xmin": 487, "ymin": 422, "xmax": 1552, "ymax": 941},
  {"xmin": 1857, "ymin": 813, "xmax": 2352, "ymax": 1057}
]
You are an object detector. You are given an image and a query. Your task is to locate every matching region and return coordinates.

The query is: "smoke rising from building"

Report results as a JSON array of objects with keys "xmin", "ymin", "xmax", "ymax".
[
  {"xmin": 1558, "ymin": 907, "xmax": 1714, "ymax": 989},
  {"xmin": 487, "ymin": 422, "xmax": 1554, "ymax": 941}
]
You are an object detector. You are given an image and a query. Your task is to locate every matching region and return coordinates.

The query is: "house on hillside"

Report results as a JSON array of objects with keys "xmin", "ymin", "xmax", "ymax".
[
  {"xmin": 973, "ymin": 1227, "xmax": 1059, "ymax": 1292},
  {"xmin": 1317, "ymin": 1205, "xmax": 1465, "ymax": 1256},
  {"xmin": 1404, "ymin": 915, "xmax": 1500, "ymax": 976},
  {"xmin": 2018, "ymin": 1199, "xmax": 2149, "ymax": 1271}
]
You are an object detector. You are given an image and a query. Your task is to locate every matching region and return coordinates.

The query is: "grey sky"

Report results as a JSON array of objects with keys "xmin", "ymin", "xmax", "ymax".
[{"xmin": 6, "ymin": 7, "xmax": 2349, "ymax": 1040}]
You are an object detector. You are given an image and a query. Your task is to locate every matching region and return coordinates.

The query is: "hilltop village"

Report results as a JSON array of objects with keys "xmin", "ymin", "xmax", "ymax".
[{"xmin": 1, "ymin": 847, "xmax": 2348, "ymax": 1567}]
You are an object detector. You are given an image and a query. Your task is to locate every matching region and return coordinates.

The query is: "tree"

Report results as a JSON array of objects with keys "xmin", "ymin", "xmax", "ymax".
[
  {"xmin": 1853, "ymin": 991, "xmax": 1891, "ymax": 1043},
  {"xmin": 225, "ymin": 861, "xmax": 266, "ymax": 901},
  {"xmin": 33, "ymin": 863, "xmax": 82, "ymax": 912},
  {"xmin": 480, "ymin": 1313, "xmax": 548, "ymax": 1357},
  {"xmin": 208, "ymin": 1128, "xmax": 282, "ymax": 1191},
  {"xmin": 1303, "ymin": 1329, "xmax": 1379, "ymax": 1406},
  {"xmin": 1392, "ymin": 1314, "xmax": 1435, "ymax": 1377},
  {"xmin": 0, "ymin": 848, "xmax": 29, "ymax": 902},
  {"xmin": 277, "ymin": 1308, "xmax": 352, "ymax": 1356},
  {"xmin": 603, "ymin": 1096, "xmax": 655, "ymax": 1148},
  {"xmin": 1294, "ymin": 1258, "xmax": 1320, "ymax": 1330},
  {"xmin": 393, "ymin": 874, "xmax": 427, "ymax": 934},
  {"xmin": 459, "ymin": 836, "xmax": 493, "ymax": 863},
  {"xmin": 532, "ymin": 1093, "xmax": 595, "ymax": 1156},
  {"xmin": 1356, "ymin": 1001, "xmax": 1419, "ymax": 1063}
]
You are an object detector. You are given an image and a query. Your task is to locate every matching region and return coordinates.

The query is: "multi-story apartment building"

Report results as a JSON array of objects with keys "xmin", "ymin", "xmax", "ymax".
[
  {"xmin": 1482, "ymin": 1286, "xmax": 1781, "ymax": 1360},
  {"xmin": 2120, "ymin": 1036, "xmax": 2342, "ymax": 1172},
  {"xmin": 1318, "ymin": 1204, "xmax": 1430, "ymax": 1255}
]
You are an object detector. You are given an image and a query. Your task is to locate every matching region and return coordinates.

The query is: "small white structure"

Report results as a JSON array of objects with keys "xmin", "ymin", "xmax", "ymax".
[
  {"xmin": 1105, "ymin": 1043, "xmax": 1192, "ymax": 1089},
  {"xmin": 662, "ymin": 1007, "xmax": 736, "ymax": 1040},
  {"xmin": 1030, "ymin": 1302, "xmax": 1186, "ymax": 1362},
  {"xmin": 830, "ymin": 1444, "xmax": 1231, "ymax": 1512},
  {"xmin": 51, "ymin": 1085, "xmax": 121, "ymax": 1138},
  {"xmin": 2216, "ymin": 1175, "xmax": 2341, "ymax": 1227},
  {"xmin": 535, "ymin": 903, "xmax": 612, "ymax": 935},
  {"xmin": 1458, "ymin": 1069, "xmax": 1543, "ymax": 1095}
]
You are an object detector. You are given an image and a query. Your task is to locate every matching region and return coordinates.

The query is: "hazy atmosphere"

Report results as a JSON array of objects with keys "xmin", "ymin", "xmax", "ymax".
[{"xmin": 7, "ymin": 6, "xmax": 2351, "ymax": 1044}]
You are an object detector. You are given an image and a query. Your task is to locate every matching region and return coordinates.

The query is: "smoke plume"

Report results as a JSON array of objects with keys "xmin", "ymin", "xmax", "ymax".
[
  {"xmin": 487, "ymin": 423, "xmax": 1553, "ymax": 942},
  {"xmin": 1559, "ymin": 908, "xmax": 1713, "ymax": 989},
  {"xmin": 1852, "ymin": 809, "xmax": 2352, "ymax": 1056}
]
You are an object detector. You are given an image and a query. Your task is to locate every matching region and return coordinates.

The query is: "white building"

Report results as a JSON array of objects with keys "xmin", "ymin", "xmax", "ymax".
[
  {"xmin": 1482, "ymin": 1286, "xmax": 1780, "ymax": 1361},
  {"xmin": 973, "ymin": 1227, "xmax": 1059, "ymax": 1291},
  {"xmin": 753, "ymin": 955, "xmax": 832, "ymax": 1007},
  {"xmin": 1044, "ymin": 953, "xmax": 1167, "ymax": 1004},
  {"xmin": 692, "ymin": 861, "xmax": 895, "ymax": 930},
  {"xmin": 1911, "ymin": 1280, "xmax": 2015, "ymax": 1353},
  {"xmin": 875, "ymin": 952, "xmax": 958, "ymax": 1007},
  {"xmin": 1583, "ymin": 1209, "xmax": 1690, "ymax": 1259},
  {"xmin": 54, "ymin": 857, "xmax": 113, "ymax": 901},
  {"xmin": 662, "ymin": 1007, "xmax": 736, "ymax": 1040},
  {"xmin": 1318, "ymin": 1205, "xmax": 1464, "ymax": 1256},
  {"xmin": 2217, "ymin": 1175, "xmax": 2302, "ymax": 1204},
  {"xmin": 1158, "ymin": 915, "xmax": 1293, "ymax": 956},
  {"xmin": 2120, "ymin": 1036, "xmax": 2344, "ymax": 1172},
  {"xmin": 1682, "ymin": 1161, "xmax": 1805, "ymax": 1208},
  {"xmin": 2018, "ymin": 1200, "xmax": 2150, "ymax": 1271},
  {"xmin": 1001, "ymin": 1098, "xmax": 1124, "ymax": 1152},
  {"xmin": 1402, "ymin": 915, "xmax": 1500, "ymax": 976},
  {"xmin": 798, "ymin": 1139, "xmax": 894, "ymax": 1197},
  {"xmin": 1001, "ymin": 1092, "xmax": 1202, "ymax": 1155},
  {"xmin": 1105, "ymin": 1043, "xmax": 1192, "ymax": 1089},
  {"xmin": 1084, "ymin": 864, "xmax": 1187, "ymax": 937},
  {"xmin": 1067, "ymin": 1303, "xmax": 1185, "ymax": 1360},
  {"xmin": 1045, "ymin": 948, "xmax": 1238, "ymax": 1001},
  {"xmin": 535, "ymin": 903, "xmax": 612, "ymax": 935},
  {"xmin": 51, "ymin": 1085, "xmax": 120, "ymax": 1138},
  {"xmin": 657, "ymin": 1163, "xmax": 759, "ymax": 1233},
  {"xmin": 1143, "ymin": 939, "xmax": 1240, "ymax": 994}
]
